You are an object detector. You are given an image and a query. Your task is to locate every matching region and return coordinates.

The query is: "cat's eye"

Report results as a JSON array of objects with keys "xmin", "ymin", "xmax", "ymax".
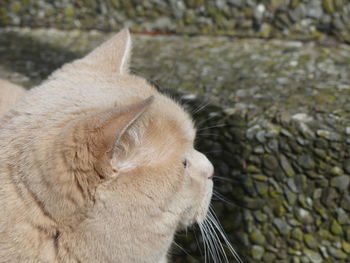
[{"xmin": 182, "ymin": 159, "xmax": 188, "ymax": 168}]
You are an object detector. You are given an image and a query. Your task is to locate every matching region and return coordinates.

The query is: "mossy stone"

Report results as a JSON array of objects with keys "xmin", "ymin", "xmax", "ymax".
[
  {"xmin": 330, "ymin": 175, "xmax": 350, "ymax": 190},
  {"xmin": 250, "ymin": 230, "xmax": 266, "ymax": 246},
  {"xmin": 251, "ymin": 245, "xmax": 265, "ymax": 260},
  {"xmin": 263, "ymin": 252, "xmax": 276, "ymax": 261},
  {"xmin": 64, "ymin": 8, "xmax": 75, "ymax": 17},
  {"xmin": 330, "ymin": 220, "xmax": 343, "ymax": 235},
  {"xmin": 328, "ymin": 247, "xmax": 347, "ymax": 259},
  {"xmin": 304, "ymin": 234, "xmax": 317, "ymax": 249},
  {"xmin": 346, "ymin": 227, "xmax": 350, "ymax": 241},
  {"xmin": 291, "ymin": 228, "xmax": 303, "ymax": 241},
  {"xmin": 323, "ymin": 0, "xmax": 335, "ymax": 14},
  {"xmin": 303, "ymin": 248, "xmax": 323, "ymax": 263},
  {"xmin": 341, "ymin": 240, "xmax": 350, "ymax": 254},
  {"xmin": 273, "ymin": 204, "xmax": 286, "ymax": 217}
]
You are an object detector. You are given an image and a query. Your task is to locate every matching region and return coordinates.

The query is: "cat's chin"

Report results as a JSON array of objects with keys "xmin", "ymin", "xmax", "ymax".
[
  {"xmin": 178, "ymin": 187, "xmax": 213, "ymax": 230},
  {"xmin": 195, "ymin": 181, "xmax": 213, "ymax": 223}
]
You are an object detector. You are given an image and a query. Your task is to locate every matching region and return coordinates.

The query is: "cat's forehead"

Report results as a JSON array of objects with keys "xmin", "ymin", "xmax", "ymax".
[
  {"xmin": 155, "ymin": 95, "xmax": 196, "ymax": 142},
  {"xmin": 110, "ymin": 75, "xmax": 196, "ymax": 142}
]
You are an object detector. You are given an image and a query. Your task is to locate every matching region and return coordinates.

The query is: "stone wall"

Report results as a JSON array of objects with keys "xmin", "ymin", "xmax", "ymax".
[
  {"xmin": 0, "ymin": 28, "xmax": 350, "ymax": 262},
  {"xmin": 1, "ymin": 0, "xmax": 350, "ymax": 43}
]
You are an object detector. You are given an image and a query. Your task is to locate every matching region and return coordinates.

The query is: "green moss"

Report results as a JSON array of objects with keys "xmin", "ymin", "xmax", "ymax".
[
  {"xmin": 323, "ymin": 0, "xmax": 336, "ymax": 13},
  {"xmin": 291, "ymin": 228, "xmax": 303, "ymax": 241},
  {"xmin": 64, "ymin": 8, "xmax": 75, "ymax": 17},
  {"xmin": 10, "ymin": 3, "xmax": 22, "ymax": 13},
  {"xmin": 304, "ymin": 234, "xmax": 317, "ymax": 249},
  {"xmin": 273, "ymin": 204, "xmax": 286, "ymax": 217},
  {"xmin": 342, "ymin": 240, "xmax": 350, "ymax": 254},
  {"xmin": 330, "ymin": 220, "xmax": 343, "ymax": 235},
  {"xmin": 250, "ymin": 231, "xmax": 266, "ymax": 245}
]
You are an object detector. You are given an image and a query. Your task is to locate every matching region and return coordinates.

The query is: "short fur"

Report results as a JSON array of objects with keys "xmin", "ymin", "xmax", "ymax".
[
  {"xmin": 0, "ymin": 29, "xmax": 214, "ymax": 263},
  {"xmin": 0, "ymin": 79, "xmax": 25, "ymax": 116}
]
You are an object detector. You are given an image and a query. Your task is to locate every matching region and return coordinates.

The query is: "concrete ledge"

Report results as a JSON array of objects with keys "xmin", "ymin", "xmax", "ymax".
[
  {"xmin": 1, "ymin": 28, "xmax": 350, "ymax": 262},
  {"xmin": 0, "ymin": 1, "xmax": 350, "ymax": 43}
]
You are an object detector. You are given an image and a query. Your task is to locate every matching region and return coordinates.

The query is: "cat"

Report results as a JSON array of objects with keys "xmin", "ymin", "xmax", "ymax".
[
  {"xmin": 0, "ymin": 79, "xmax": 25, "ymax": 116},
  {"xmin": 0, "ymin": 29, "xmax": 216, "ymax": 263}
]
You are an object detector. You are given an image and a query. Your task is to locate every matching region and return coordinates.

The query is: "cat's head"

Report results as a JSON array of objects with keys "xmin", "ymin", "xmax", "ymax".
[{"xmin": 20, "ymin": 29, "xmax": 214, "ymax": 232}]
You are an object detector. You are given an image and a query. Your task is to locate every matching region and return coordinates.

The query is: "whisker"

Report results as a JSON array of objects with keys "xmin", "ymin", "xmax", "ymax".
[
  {"xmin": 197, "ymin": 124, "xmax": 228, "ymax": 131},
  {"xmin": 172, "ymin": 241, "xmax": 192, "ymax": 257},
  {"xmin": 199, "ymin": 222, "xmax": 209, "ymax": 263},
  {"xmin": 213, "ymin": 178, "xmax": 234, "ymax": 183},
  {"xmin": 212, "ymin": 193, "xmax": 235, "ymax": 207},
  {"xmin": 193, "ymin": 227, "xmax": 204, "ymax": 256},
  {"xmin": 205, "ymin": 218, "xmax": 229, "ymax": 262},
  {"xmin": 202, "ymin": 219, "xmax": 220, "ymax": 263},
  {"xmin": 207, "ymin": 208, "xmax": 244, "ymax": 263},
  {"xmin": 196, "ymin": 133, "xmax": 218, "ymax": 137},
  {"xmin": 213, "ymin": 176, "xmax": 234, "ymax": 182},
  {"xmin": 201, "ymin": 150, "xmax": 222, "ymax": 154},
  {"xmin": 192, "ymin": 101, "xmax": 211, "ymax": 115},
  {"xmin": 195, "ymin": 113, "xmax": 219, "ymax": 128}
]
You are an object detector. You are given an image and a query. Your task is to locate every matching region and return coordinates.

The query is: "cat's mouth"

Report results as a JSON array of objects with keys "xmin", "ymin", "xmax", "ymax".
[{"xmin": 195, "ymin": 180, "xmax": 214, "ymax": 224}]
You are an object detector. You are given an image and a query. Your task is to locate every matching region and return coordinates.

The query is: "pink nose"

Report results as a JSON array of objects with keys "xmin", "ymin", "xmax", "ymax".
[{"xmin": 208, "ymin": 171, "xmax": 214, "ymax": 180}]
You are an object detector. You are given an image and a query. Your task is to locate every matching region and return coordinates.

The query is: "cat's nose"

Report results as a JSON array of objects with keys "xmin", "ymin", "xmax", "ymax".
[
  {"xmin": 192, "ymin": 150, "xmax": 215, "ymax": 180},
  {"xmin": 208, "ymin": 170, "xmax": 214, "ymax": 180},
  {"xmin": 197, "ymin": 151, "xmax": 214, "ymax": 179}
]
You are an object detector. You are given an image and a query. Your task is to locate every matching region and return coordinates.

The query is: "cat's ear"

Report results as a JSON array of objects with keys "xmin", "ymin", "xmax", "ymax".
[
  {"xmin": 82, "ymin": 28, "xmax": 132, "ymax": 74},
  {"xmin": 61, "ymin": 96, "xmax": 154, "ymax": 180}
]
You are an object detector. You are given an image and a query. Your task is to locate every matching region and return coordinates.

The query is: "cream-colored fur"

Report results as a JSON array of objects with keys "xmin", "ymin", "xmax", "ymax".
[
  {"xmin": 0, "ymin": 79, "xmax": 25, "ymax": 116},
  {"xmin": 0, "ymin": 29, "xmax": 214, "ymax": 263}
]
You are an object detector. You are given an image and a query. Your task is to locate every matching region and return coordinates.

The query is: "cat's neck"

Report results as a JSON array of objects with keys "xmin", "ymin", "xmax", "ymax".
[{"xmin": 57, "ymin": 205, "xmax": 178, "ymax": 262}]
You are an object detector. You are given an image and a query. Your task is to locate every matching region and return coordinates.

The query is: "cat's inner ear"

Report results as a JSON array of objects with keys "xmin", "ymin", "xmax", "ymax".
[
  {"xmin": 62, "ymin": 96, "xmax": 154, "ymax": 180},
  {"xmin": 82, "ymin": 28, "xmax": 132, "ymax": 74}
]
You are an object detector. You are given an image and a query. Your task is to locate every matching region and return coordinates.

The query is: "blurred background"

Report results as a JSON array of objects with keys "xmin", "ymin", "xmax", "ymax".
[{"xmin": 1, "ymin": 1, "xmax": 350, "ymax": 262}]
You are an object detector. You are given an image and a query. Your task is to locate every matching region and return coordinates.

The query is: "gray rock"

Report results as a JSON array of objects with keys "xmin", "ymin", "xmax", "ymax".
[
  {"xmin": 273, "ymin": 218, "xmax": 291, "ymax": 235},
  {"xmin": 344, "ymin": 159, "xmax": 350, "ymax": 174},
  {"xmin": 253, "ymin": 210, "xmax": 268, "ymax": 222},
  {"xmin": 254, "ymin": 145, "xmax": 265, "ymax": 154},
  {"xmin": 335, "ymin": 208, "xmax": 350, "ymax": 224},
  {"xmin": 314, "ymin": 138, "xmax": 328, "ymax": 148},
  {"xmin": 281, "ymin": 128, "xmax": 293, "ymax": 138},
  {"xmin": 297, "ymin": 122, "xmax": 315, "ymax": 138},
  {"xmin": 345, "ymin": 127, "xmax": 350, "ymax": 135},
  {"xmin": 169, "ymin": 0, "xmax": 185, "ymax": 19},
  {"xmin": 341, "ymin": 195, "xmax": 350, "ymax": 211},
  {"xmin": 287, "ymin": 178, "xmax": 298, "ymax": 193},
  {"xmin": 263, "ymin": 155, "xmax": 279, "ymax": 171},
  {"xmin": 316, "ymin": 130, "xmax": 341, "ymax": 141},
  {"xmin": 285, "ymin": 190, "xmax": 297, "ymax": 205},
  {"xmin": 250, "ymin": 229, "xmax": 266, "ymax": 245},
  {"xmin": 321, "ymin": 188, "xmax": 339, "ymax": 207},
  {"xmin": 255, "ymin": 181, "xmax": 268, "ymax": 196},
  {"xmin": 329, "ymin": 166, "xmax": 343, "ymax": 176},
  {"xmin": 253, "ymin": 4, "xmax": 266, "ymax": 21},
  {"xmin": 227, "ymin": 0, "xmax": 243, "ymax": 7},
  {"xmin": 298, "ymin": 155, "xmax": 315, "ymax": 170},
  {"xmin": 251, "ymin": 245, "xmax": 265, "ymax": 260},
  {"xmin": 313, "ymin": 148, "xmax": 327, "ymax": 159},
  {"xmin": 263, "ymin": 252, "xmax": 276, "ymax": 261},
  {"xmin": 246, "ymin": 124, "xmax": 261, "ymax": 139},
  {"xmin": 256, "ymin": 130, "xmax": 267, "ymax": 143},
  {"xmin": 303, "ymin": 248, "xmax": 322, "ymax": 263},
  {"xmin": 330, "ymin": 175, "xmax": 350, "ymax": 191},
  {"xmin": 267, "ymin": 139, "xmax": 279, "ymax": 152},
  {"xmin": 294, "ymin": 208, "xmax": 313, "ymax": 224},
  {"xmin": 292, "ymin": 113, "xmax": 314, "ymax": 122},
  {"xmin": 327, "ymin": 247, "xmax": 347, "ymax": 259},
  {"xmin": 319, "ymin": 246, "xmax": 329, "ymax": 259},
  {"xmin": 280, "ymin": 154, "xmax": 295, "ymax": 177}
]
